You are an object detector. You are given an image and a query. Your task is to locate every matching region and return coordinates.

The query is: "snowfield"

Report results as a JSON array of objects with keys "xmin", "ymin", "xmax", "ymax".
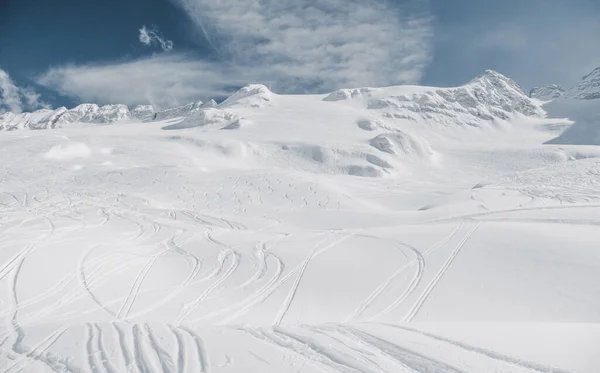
[{"xmin": 1, "ymin": 71, "xmax": 600, "ymax": 372}]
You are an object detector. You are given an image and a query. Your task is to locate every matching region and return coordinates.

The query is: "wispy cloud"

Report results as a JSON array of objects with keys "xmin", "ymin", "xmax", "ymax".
[
  {"xmin": 139, "ymin": 25, "xmax": 174, "ymax": 52},
  {"xmin": 36, "ymin": 54, "xmax": 251, "ymax": 109},
  {"xmin": 171, "ymin": 0, "xmax": 433, "ymax": 92},
  {"xmin": 37, "ymin": 0, "xmax": 433, "ymax": 108},
  {"xmin": 0, "ymin": 67, "xmax": 47, "ymax": 113}
]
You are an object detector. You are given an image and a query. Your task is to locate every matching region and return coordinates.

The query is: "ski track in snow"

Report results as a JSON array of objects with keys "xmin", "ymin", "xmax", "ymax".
[
  {"xmin": 1, "ymin": 83, "xmax": 599, "ymax": 372},
  {"xmin": 403, "ymin": 223, "xmax": 481, "ymax": 322}
]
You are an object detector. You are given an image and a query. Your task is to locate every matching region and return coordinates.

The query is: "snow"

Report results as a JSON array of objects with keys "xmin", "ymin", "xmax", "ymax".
[
  {"xmin": 529, "ymin": 84, "xmax": 565, "ymax": 101},
  {"xmin": 562, "ymin": 67, "xmax": 600, "ymax": 100},
  {"xmin": 1, "ymin": 71, "xmax": 599, "ymax": 372},
  {"xmin": 543, "ymin": 67, "xmax": 600, "ymax": 145}
]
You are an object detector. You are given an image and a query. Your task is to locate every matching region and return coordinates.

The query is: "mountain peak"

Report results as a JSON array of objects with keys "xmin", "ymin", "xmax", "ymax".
[
  {"xmin": 582, "ymin": 66, "xmax": 600, "ymax": 81},
  {"xmin": 529, "ymin": 84, "xmax": 565, "ymax": 101},
  {"xmin": 562, "ymin": 66, "xmax": 600, "ymax": 100},
  {"xmin": 468, "ymin": 70, "xmax": 527, "ymax": 95},
  {"xmin": 472, "ymin": 70, "xmax": 512, "ymax": 83}
]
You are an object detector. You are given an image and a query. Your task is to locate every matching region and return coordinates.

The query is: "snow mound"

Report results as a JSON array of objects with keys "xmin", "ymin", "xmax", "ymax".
[
  {"xmin": 43, "ymin": 142, "xmax": 93, "ymax": 160},
  {"xmin": 219, "ymin": 84, "xmax": 273, "ymax": 108},
  {"xmin": 162, "ymin": 108, "xmax": 238, "ymax": 130},
  {"xmin": 221, "ymin": 118, "xmax": 252, "ymax": 130},
  {"xmin": 323, "ymin": 87, "xmax": 379, "ymax": 102},
  {"xmin": 357, "ymin": 118, "xmax": 383, "ymax": 131},
  {"xmin": 530, "ymin": 85, "xmax": 565, "ymax": 101},
  {"xmin": 170, "ymin": 136, "xmax": 249, "ymax": 159},
  {"xmin": 369, "ymin": 132, "xmax": 434, "ymax": 159},
  {"xmin": 275, "ymin": 143, "xmax": 394, "ymax": 178}
]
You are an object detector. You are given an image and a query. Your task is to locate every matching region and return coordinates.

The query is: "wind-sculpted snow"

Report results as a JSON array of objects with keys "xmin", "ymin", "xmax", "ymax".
[
  {"xmin": 369, "ymin": 132, "xmax": 434, "ymax": 159},
  {"xmin": 1, "ymin": 74, "xmax": 599, "ymax": 372}
]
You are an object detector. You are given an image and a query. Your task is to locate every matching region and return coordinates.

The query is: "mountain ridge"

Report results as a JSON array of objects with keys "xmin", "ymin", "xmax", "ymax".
[{"xmin": 0, "ymin": 70, "xmax": 545, "ymax": 131}]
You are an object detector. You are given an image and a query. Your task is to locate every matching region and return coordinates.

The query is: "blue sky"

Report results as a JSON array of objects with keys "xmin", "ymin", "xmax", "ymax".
[{"xmin": 1, "ymin": 0, "xmax": 599, "ymax": 112}]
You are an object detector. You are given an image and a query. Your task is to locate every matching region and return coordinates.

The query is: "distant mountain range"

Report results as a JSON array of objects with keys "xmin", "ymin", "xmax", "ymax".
[{"xmin": 1, "ymin": 68, "xmax": 599, "ymax": 145}]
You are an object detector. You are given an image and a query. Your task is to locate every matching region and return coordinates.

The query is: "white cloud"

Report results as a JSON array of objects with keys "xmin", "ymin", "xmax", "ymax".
[
  {"xmin": 171, "ymin": 0, "xmax": 433, "ymax": 92},
  {"xmin": 36, "ymin": 54, "xmax": 253, "ymax": 109},
  {"xmin": 0, "ymin": 68, "xmax": 47, "ymax": 113},
  {"xmin": 37, "ymin": 1, "xmax": 433, "ymax": 108},
  {"xmin": 139, "ymin": 25, "xmax": 174, "ymax": 52}
]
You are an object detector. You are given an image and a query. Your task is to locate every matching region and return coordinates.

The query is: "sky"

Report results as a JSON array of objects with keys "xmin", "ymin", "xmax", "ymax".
[{"xmin": 1, "ymin": 0, "xmax": 599, "ymax": 112}]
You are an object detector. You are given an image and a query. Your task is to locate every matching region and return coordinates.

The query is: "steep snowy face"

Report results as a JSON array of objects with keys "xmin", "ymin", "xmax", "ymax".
[
  {"xmin": 562, "ymin": 67, "xmax": 600, "ymax": 100},
  {"xmin": 529, "ymin": 84, "xmax": 565, "ymax": 101},
  {"xmin": 325, "ymin": 70, "xmax": 544, "ymax": 128}
]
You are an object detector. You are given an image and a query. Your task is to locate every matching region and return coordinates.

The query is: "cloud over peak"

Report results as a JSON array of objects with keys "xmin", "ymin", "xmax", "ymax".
[{"xmin": 0, "ymin": 68, "xmax": 47, "ymax": 113}]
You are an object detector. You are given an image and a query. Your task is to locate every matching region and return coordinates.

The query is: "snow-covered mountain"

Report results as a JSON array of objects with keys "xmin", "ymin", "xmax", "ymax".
[
  {"xmin": 325, "ymin": 70, "xmax": 543, "ymax": 128},
  {"xmin": 546, "ymin": 66, "xmax": 600, "ymax": 145},
  {"xmin": 529, "ymin": 84, "xmax": 565, "ymax": 101},
  {"xmin": 0, "ymin": 103, "xmax": 154, "ymax": 131},
  {"xmin": 562, "ymin": 67, "xmax": 600, "ymax": 100},
  {"xmin": 0, "ymin": 71, "xmax": 544, "ymax": 132},
  {"xmin": 0, "ymin": 100, "xmax": 223, "ymax": 131}
]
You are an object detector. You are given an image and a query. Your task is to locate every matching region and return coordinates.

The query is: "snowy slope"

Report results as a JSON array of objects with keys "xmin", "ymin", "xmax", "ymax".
[{"xmin": 1, "ymin": 71, "xmax": 600, "ymax": 372}]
